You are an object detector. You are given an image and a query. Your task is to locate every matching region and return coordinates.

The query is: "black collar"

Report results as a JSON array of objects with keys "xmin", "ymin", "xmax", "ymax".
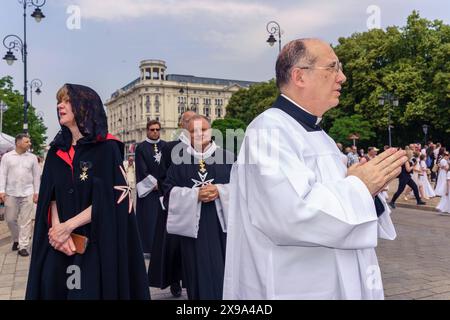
[{"xmin": 270, "ymin": 95, "xmax": 322, "ymax": 132}]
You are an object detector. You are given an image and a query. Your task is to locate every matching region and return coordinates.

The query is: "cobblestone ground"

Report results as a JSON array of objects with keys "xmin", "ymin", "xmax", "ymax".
[{"xmin": 378, "ymin": 207, "xmax": 450, "ymax": 300}]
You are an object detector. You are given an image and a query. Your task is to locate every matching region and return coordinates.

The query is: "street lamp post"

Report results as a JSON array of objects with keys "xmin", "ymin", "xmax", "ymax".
[
  {"xmin": 0, "ymin": 100, "xmax": 8, "ymax": 133},
  {"xmin": 2, "ymin": 0, "xmax": 46, "ymax": 134},
  {"xmin": 422, "ymin": 124, "xmax": 429, "ymax": 145},
  {"xmin": 29, "ymin": 78, "xmax": 42, "ymax": 107},
  {"xmin": 266, "ymin": 21, "xmax": 282, "ymax": 53},
  {"xmin": 378, "ymin": 92, "xmax": 399, "ymax": 147}
]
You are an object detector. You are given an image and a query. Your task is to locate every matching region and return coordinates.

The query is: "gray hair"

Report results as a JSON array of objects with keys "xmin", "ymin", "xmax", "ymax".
[
  {"xmin": 188, "ymin": 115, "xmax": 211, "ymax": 127},
  {"xmin": 275, "ymin": 38, "xmax": 317, "ymax": 89}
]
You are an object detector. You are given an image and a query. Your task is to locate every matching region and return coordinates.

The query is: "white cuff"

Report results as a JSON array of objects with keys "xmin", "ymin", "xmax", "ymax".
[
  {"xmin": 136, "ymin": 174, "xmax": 158, "ymax": 198},
  {"xmin": 167, "ymin": 187, "xmax": 201, "ymax": 238}
]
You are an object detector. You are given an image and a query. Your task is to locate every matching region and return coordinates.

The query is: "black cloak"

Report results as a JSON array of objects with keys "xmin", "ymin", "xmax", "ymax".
[{"xmin": 25, "ymin": 84, "xmax": 150, "ymax": 299}]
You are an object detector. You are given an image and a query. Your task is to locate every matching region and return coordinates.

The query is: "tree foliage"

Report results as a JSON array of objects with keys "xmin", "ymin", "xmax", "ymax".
[
  {"xmin": 330, "ymin": 10, "xmax": 450, "ymax": 147},
  {"xmin": 211, "ymin": 117, "xmax": 247, "ymax": 154},
  {"xmin": 0, "ymin": 76, "xmax": 47, "ymax": 155},
  {"xmin": 328, "ymin": 114, "xmax": 375, "ymax": 145},
  {"xmin": 225, "ymin": 12, "xmax": 450, "ymax": 148},
  {"xmin": 225, "ymin": 79, "xmax": 278, "ymax": 125}
]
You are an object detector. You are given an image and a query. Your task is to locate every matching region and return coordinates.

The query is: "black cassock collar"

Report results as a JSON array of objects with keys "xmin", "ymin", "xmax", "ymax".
[
  {"xmin": 271, "ymin": 94, "xmax": 385, "ymax": 217},
  {"xmin": 271, "ymin": 95, "xmax": 322, "ymax": 132}
]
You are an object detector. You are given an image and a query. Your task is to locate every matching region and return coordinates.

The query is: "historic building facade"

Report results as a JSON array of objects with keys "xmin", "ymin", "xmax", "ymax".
[{"xmin": 105, "ymin": 59, "xmax": 256, "ymax": 152}]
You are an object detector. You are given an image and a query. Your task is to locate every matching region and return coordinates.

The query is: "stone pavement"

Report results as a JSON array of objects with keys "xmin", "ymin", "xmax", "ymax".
[
  {"xmin": 378, "ymin": 206, "xmax": 450, "ymax": 300},
  {"xmin": 0, "ymin": 219, "xmax": 186, "ymax": 300}
]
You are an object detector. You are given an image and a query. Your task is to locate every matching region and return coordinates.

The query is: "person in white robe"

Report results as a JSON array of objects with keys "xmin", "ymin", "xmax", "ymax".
[
  {"xmin": 436, "ymin": 171, "xmax": 450, "ymax": 214},
  {"xmin": 435, "ymin": 153, "xmax": 449, "ymax": 197},
  {"xmin": 419, "ymin": 154, "xmax": 435, "ymax": 199},
  {"xmin": 223, "ymin": 39, "xmax": 407, "ymax": 300}
]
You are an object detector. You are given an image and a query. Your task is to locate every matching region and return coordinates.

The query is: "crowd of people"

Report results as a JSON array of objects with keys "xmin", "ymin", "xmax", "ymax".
[
  {"xmin": 339, "ymin": 142, "xmax": 450, "ymax": 213},
  {"xmin": 0, "ymin": 38, "xmax": 448, "ymax": 300}
]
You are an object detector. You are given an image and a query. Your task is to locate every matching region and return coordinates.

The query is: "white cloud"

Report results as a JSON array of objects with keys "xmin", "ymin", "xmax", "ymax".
[
  {"xmin": 63, "ymin": 0, "xmax": 365, "ymax": 61},
  {"xmin": 194, "ymin": 1, "xmax": 364, "ymax": 61},
  {"xmin": 68, "ymin": 0, "xmax": 273, "ymax": 21}
]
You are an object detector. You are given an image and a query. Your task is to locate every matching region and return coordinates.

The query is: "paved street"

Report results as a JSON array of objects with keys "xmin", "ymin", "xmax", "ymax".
[
  {"xmin": 1, "ymin": 204, "xmax": 450, "ymax": 300},
  {"xmin": 378, "ymin": 206, "xmax": 450, "ymax": 300},
  {"xmin": 0, "ymin": 217, "xmax": 186, "ymax": 300}
]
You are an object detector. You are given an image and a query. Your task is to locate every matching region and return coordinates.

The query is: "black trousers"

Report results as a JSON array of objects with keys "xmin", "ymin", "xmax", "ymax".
[{"xmin": 391, "ymin": 176, "xmax": 421, "ymax": 204}]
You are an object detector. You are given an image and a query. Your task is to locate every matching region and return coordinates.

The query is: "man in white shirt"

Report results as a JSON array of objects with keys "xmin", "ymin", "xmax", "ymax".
[
  {"xmin": 0, "ymin": 134, "xmax": 40, "ymax": 257},
  {"xmin": 223, "ymin": 38, "xmax": 407, "ymax": 299}
]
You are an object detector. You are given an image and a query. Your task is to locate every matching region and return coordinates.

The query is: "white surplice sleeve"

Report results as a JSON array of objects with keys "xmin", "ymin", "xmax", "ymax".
[
  {"xmin": 239, "ymin": 121, "xmax": 385, "ymax": 250},
  {"xmin": 166, "ymin": 186, "xmax": 201, "ymax": 238},
  {"xmin": 136, "ymin": 174, "xmax": 158, "ymax": 198},
  {"xmin": 214, "ymin": 183, "xmax": 230, "ymax": 233}
]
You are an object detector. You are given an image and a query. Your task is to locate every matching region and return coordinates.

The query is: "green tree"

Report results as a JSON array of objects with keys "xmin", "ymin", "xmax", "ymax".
[
  {"xmin": 328, "ymin": 115, "xmax": 375, "ymax": 146},
  {"xmin": 0, "ymin": 76, "xmax": 47, "ymax": 155},
  {"xmin": 226, "ymin": 79, "xmax": 278, "ymax": 125},
  {"xmin": 211, "ymin": 118, "xmax": 247, "ymax": 154},
  {"xmin": 330, "ymin": 11, "xmax": 450, "ymax": 146},
  {"xmin": 225, "ymin": 12, "xmax": 449, "ymax": 148}
]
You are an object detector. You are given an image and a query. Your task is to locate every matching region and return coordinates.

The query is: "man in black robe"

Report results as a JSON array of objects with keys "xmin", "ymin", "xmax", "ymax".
[
  {"xmin": 148, "ymin": 111, "xmax": 195, "ymax": 297},
  {"xmin": 135, "ymin": 120, "xmax": 166, "ymax": 256},
  {"xmin": 163, "ymin": 115, "xmax": 234, "ymax": 300}
]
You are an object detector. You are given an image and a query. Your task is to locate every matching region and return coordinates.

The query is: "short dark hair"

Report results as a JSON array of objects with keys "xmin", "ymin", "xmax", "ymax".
[
  {"xmin": 15, "ymin": 133, "xmax": 29, "ymax": 145},
  {"xmin": 275, "ymin": 39, "xmax": 317, "ymax": 89},
  {"xmin": 146, "ymin": 120, "xmax": 161, "ymax": 130}
]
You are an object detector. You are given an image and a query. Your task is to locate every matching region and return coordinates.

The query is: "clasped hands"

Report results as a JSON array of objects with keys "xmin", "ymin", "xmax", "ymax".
[
  {"xmin": 48, "ymin": 221, "xmax": 76, "ymax": 256},
  {"xmin": 347, "ymin": 147, "xmax": 408, "ymax": 196},
  {"xmin": 198, "ymin": 184, "xmax": 219, "ymax": 203}
]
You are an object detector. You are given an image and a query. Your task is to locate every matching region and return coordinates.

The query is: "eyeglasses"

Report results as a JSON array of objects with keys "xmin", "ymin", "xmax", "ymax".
[
  {"xmin": 296, "ymin": 61, "xmax": 343, "ymax": 73},
  {"xmin": 149, "ymin": 128, "xmax": 160, "ymax": 132}
]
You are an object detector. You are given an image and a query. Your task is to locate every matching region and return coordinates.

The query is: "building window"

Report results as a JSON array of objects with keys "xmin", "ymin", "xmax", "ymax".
[
  {"xmin": 145, "ymin": 95, "xmax": 151, "ymax": 113},
  {"xmin": 178, "ymin": 105, "xmax": 186, "ymax": 114},
  {"xmin": 147, "ymin": 117, "xmax": 151, "ymax": 123},
  {"xmin": 154, "ymin": 95, "xmax": 160, "ymax": 113},
  {"xmin": 191, "ymin": 106, "xmax": 197, "ymax": 113},
  {"xmin": 155, "ymin": 116, "xmax": 160, "ymax": 121},
  {"xmin": 216, "ymin": 107, "xmax": 222, "ymax": 118},
  {"xmin": 145, "ymin": 68, "xmax": 151, "ymax": 80},
  {"xmin": 204, "ymin": 107, "xmax": 210, "ymax": 117}
]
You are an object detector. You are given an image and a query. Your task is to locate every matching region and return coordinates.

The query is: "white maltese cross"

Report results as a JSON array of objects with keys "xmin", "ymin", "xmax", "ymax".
[
  {"xmin": 114, "ymin": 165, "xmax": 133, "ymax": 214},
  {"xmin": 191, "ymin": 171, "xmax": 214, "ymax": 188}
]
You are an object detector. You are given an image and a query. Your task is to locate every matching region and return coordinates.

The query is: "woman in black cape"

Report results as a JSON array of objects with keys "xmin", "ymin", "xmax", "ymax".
[{"xmin": 26, "ymin": 84, "xmax": 150, "ymax": 299}]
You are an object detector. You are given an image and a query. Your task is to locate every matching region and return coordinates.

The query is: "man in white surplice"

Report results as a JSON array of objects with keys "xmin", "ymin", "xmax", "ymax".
[{"xmin": 223, "ymin": 39, "xmax": 408, "ymax": 300}]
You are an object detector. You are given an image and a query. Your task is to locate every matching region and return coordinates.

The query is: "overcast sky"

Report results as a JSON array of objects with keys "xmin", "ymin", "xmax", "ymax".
[{"xmin": 1, "ymin": 0, "xmax": 449, "ymax": 141}]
